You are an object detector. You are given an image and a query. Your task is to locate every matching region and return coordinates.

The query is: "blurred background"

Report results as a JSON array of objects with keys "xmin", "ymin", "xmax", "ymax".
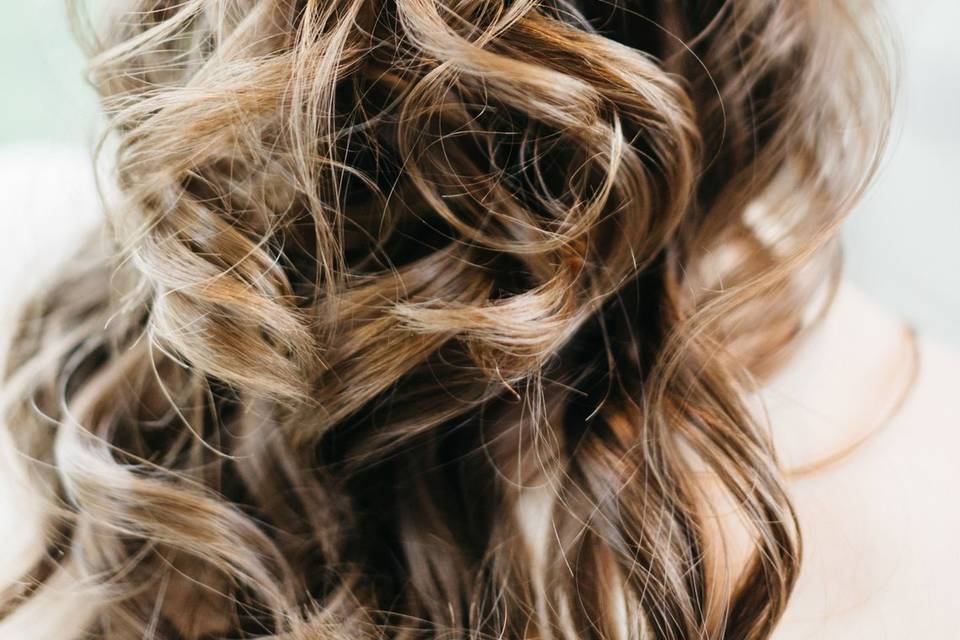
[{"xmin": 0, "ymin": 0, "xmax": 957, "ymax": 346}]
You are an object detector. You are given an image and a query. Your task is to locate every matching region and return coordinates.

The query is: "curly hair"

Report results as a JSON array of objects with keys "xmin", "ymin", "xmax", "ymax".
[{"xmin": 0, "ymin": 0, "xmax": 891, "ymax": 638}]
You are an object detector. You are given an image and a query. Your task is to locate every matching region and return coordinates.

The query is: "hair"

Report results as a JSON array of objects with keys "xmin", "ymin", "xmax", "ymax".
[{"xmin": 0, "ymin": 0, "xmax": 892, "ymax": 638}]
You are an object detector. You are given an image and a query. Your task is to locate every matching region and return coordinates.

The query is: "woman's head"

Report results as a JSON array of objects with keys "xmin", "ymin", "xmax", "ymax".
[{"xmin": 2, "ymin": 1, "xmax": 891, "ymax": 638}]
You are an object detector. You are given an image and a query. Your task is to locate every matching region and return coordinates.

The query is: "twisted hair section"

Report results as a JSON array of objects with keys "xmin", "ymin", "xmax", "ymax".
[{"xmin": 1, "ymin": 0, "xmax": 891, "ymax": 638}]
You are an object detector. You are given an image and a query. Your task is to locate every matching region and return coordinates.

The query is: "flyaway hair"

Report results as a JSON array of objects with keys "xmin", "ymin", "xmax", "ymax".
[{"xmin": 1, "ymin": 1, "xmax": 892, "ymax": 639}]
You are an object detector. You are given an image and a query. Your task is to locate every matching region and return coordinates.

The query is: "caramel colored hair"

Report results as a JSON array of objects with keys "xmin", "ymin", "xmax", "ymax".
[{"xmin": 1, "ymin": 0, "xmax": 891, "ymax": 638}]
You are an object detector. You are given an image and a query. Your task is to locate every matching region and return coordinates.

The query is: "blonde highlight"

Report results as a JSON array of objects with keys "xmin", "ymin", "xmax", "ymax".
[{"xmin": 2, "ymin": 1, "xmax": 892, "ymax": 638}]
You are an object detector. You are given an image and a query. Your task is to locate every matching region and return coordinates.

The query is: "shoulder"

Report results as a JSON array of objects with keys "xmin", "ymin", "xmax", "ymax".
[
  {"xmin": 0, "ymin": 143, "xmax": 101, "ymax": 308},
  {"xmin": 906, "ymin": 334, "xmax": 960, "ymax": 431},
  {"xmin": 0, "ymin": 145, "xmax": 102, "ymax": 639},
  {"xmin": 0, "ymin": 142, "xmax": 101, "ymax": 521},
  {"xmin": 0, "ymin": 143, "xmax": 101, "ymax": 361},
  {"xmin": 0, "ymin": 144, "xmax": 99, "ymax": 221},
  {"xmin": 772, "ymin": 284, "xmax": 960, "ymax": 638}
]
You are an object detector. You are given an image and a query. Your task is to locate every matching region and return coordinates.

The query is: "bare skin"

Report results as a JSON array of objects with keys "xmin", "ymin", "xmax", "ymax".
[
  {"xmin": 0, "ymin": 149, "xmax": 957, "ymax": 638},
  {"xmin": 769, "ymin": 284, "xmax": 960, "ymax": 638}
]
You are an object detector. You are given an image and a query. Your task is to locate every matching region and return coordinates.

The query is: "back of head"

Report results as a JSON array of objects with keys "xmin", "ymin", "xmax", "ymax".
[{"xmin": 1, "ymin": 0, "xmax": 891, "ymax": 638}]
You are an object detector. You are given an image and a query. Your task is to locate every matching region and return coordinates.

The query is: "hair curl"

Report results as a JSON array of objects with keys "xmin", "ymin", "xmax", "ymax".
[{"xmin": 1, "ymin": 0, "xmax": 891, "ymax": 638}]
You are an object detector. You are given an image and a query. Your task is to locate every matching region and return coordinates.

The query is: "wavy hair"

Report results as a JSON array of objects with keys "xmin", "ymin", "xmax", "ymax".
[{"xmin": 1, "ymin": 0, "xmax": 891, "ymax": 638}]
